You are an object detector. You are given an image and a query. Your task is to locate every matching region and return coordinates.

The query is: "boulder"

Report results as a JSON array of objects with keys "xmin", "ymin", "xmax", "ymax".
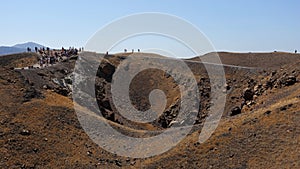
[
  {"xmin": 283, "ymin": 76, "xmax": 296, "ymax": 86},
  {"xmin": 55, "ymin": 87, "xmax": 70, "ymax": 96},
  {"xmin": 243, "ymin": 88, "xmax": 254, "ymax": 101},
  {"xmin": 20, "ymin": 129, "xmax": 31, "ymax": 136},
  {"xmin": 230, "ymin": 106, "xmax": 241, "ymax": 116}
]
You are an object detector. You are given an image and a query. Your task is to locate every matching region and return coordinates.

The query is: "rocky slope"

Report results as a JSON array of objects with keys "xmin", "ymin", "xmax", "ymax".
[{"xmin": 0, "ymin": 52, "xmax": 299, "ymax": 168}]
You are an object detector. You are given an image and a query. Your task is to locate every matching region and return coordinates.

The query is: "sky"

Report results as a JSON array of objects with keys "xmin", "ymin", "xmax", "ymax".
[{"xmin": 1, "ymin": 0, "xmax": 299, "ymax": 55}]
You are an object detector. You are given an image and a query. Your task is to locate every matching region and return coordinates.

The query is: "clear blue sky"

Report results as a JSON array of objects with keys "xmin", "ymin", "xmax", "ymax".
[{"xmin": 1, "ymin": 0, "xmax": 299, "ymax": 53}]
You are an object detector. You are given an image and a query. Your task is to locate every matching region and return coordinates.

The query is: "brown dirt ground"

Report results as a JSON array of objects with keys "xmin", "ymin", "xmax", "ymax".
[{"xmin": 0, "ymin": 52, "xmax": 299, "ymax": 168}]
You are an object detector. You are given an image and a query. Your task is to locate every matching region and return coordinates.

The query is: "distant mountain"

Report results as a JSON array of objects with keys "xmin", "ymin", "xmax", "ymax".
[
  {"xmin": 0, "ymin": 46, "xmax": 26, "ymax": 56},
  {"xmin": 13, "ymin": 42, "xmax": 45, "ymax": 50},
  {"xmin": 0, "ymin": 42, "xmax": 45, "ymax": 56}
]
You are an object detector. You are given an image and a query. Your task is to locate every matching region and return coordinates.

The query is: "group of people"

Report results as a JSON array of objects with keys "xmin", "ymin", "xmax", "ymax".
[
  {"xmin": 124, "ymin": 49, "xmax": 141, "ymax": 53},
  {"xmin": 26, "ymin": 46, "xmax": 83, "ymax": 68}
]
